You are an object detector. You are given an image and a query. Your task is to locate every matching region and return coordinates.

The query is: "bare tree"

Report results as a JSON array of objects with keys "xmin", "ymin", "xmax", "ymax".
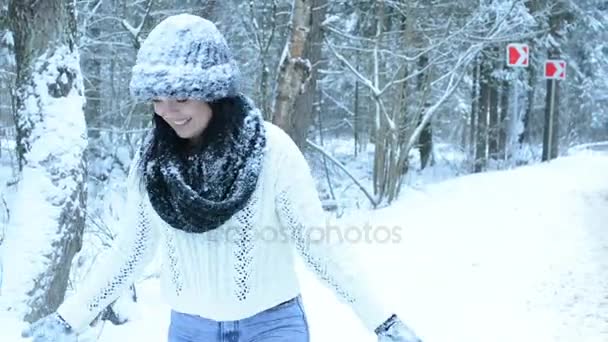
[
  {"xmin": 292, "ymin": 0, "xmax": 328, "ymax": 148},
  {"xmin": 2, "ymin": 0, "xmax": 87, "ymax": 324},
  {"xmin": 475, "ymin": 55, "xmax": 490, "ymax": 172},
  {"xmin": 272, "ymin": 0, "xmax": 314, "ymax": 137},
  {"xmin": 325, "ymin": 1, "xmax": 482, "ymax": 203},
  {"xmin": 236, "ymin": 0, "xmax": 289, "ymax": 118},
  {"xmin": 121, "ymin": 0, "xmax": 154, "ymax": 50}
]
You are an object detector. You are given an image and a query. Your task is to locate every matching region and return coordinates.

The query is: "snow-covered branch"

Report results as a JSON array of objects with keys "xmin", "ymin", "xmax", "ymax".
[
  {"xmin": 415, "ymin": 43, "xmax": 481, "ymax": 149},
  {"xmin": 121, "ymin": 0, "xmax": 154, "ymax": 49},
  {"xmin": 306, "ymin": 139, "xmax": 380, "ymax": 208},
  {"xmin": 324, "ymin": 37, "xmax": 379, "ymax": 96}
]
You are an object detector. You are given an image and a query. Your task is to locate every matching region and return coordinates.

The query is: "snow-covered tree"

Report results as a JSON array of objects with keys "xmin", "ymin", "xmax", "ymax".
[
  {"xmin": 561, "ymin": 0, "xmax": 608, "ymax": 142},
  {"xmin": 271, "ymin": 0, "xmax": 316, "ymax": 144},
  {"xmin": 1, "ymin": 0, "xmax": 87, "ymax": 324},
  {"xmin": 322, "ymin": 0, "xmax": 537, "ymax": 202}
]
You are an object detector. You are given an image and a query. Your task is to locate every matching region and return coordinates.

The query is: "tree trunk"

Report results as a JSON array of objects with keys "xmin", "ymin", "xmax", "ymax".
[
  {"xmin": 372, "ymin": 0, "xmax": 386, "ymax": 200},
  {"xmin": 520, "ymin": 41, "xmax": 536, "ymax": 145},
  {"xmin": 475, "ymin": 56, "xmax": 490, "ymax": 172},
  {"xmin": 390, "ymin": 11, "xmax": 410, "ymax": 199},
  {"xmin": 84, "ymin": 25, "xmax": 101, "ymax": 140},
  {"xmin": 488, "ymin": 81, "xmax": 499, "ymax": 159},
  {"xmin": 520, "ymin": 0, "xmax": 539, "ymax": 146},
  {"xmin": 499, "ymin": 75, "xmax": 509, "ymax": 158},
  {"xmin": 470, "ymin": 56, "xmax": 480, "ymax": 161},
  {"xmin": 417, "ymin": 55, "xmax": 433, "ymax": 169},
  {"xmin": 292, "ymin": 0, "xmax": 327, "ymax": 149},
  {"xmin": 272, "ymin": 0, "xmax": 313, "ymax": 139},
  {"xmin": 353, "ymin": 51, "xmax": 361, "ymax": 157},
  {"xmin": 3, "ymin": 0, "xmax": 87, "ymax": 324},
  {"xmin": 260, "ymin": 60, "xmax": 271, "ymax": 120},
  {"xmin": 418, "ymin": 111, "xmax": 433, "ymax": 169},
  {"xmin": 192, "ymin": 0, "xmax": 219, "ymax": 21},
  {"xmin": 488, "ymin": 49, "xmax": 500, "ymax": 160}
]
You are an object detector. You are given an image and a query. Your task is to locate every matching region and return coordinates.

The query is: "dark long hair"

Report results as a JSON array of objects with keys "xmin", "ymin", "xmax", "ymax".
[{"xmin": 138, "ymin": 95, "xmax": 247, "ymax": 174}]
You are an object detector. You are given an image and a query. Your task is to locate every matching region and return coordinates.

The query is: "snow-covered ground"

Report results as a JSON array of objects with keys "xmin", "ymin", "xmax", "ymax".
[
  {"xmin": 1, "ymin": 144, "xmax": 607, "ymax": 342},
  {"xmin": 346, "ymin": 153, "xmax": 608, "ymax": 342}
]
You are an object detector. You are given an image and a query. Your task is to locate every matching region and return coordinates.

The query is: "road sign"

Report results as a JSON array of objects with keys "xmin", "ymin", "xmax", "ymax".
[
  {"xmin": 545, "ymin": 60, "xmax": 566, "ymax": 80},
  {"xmin": 507, "ymin": 43, "xmax": 529, "ymax": 67}
]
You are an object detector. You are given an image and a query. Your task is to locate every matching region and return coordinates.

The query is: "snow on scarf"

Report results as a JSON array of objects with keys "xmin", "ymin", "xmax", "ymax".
[{"xmin": 141, "ymin": 95, "xmax": 266, "ymax": 233}]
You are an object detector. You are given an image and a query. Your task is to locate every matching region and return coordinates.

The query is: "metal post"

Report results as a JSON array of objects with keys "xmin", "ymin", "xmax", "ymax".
[
  {"xmin": 511, "ymin": 69, "xmax": 519, "ymax": 159},
  {"xmin": 547, "ymin": 79, "xmax": 556, "ymax": 160}
]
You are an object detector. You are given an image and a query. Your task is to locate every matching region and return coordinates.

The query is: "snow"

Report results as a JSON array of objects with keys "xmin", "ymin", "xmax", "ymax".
[
  {"xmin": 321, "ymin": 14, "xmax": 340, "ymax": 27},
  {"xmin": 1, "ymin": 31, "xmax": 13, "ymax": 48},
  {"xmin": 319, "ymin": 151, "xmax": 607, "ymax": 342},
  {"xmin": 353, "ymin": 154, "xmax": 608, "ymax": 342},
  {"xmin": 1, "ymin": 31, "xmax": 15, "ymax": 67},
  {"xmin": 3, "ymin": 149, "xmax": 604, "ymax": 342},
  {"xmin": 130, "ymin": 13, "xmax": 240, "ymax": 103},
  {"xmin": 2, "ymin": 132, "xmax": 607, "ymax": 341},
  {"xmin": 0, "ymin": 45, "xmax": 87, "ymax": 318},
  {"xmin": 568, "ymin": 141, "xmax": 608, "ymax": 155},
  {"xmin": 0, "ymin": 312, "xmax": 28, "ymax": 342}
]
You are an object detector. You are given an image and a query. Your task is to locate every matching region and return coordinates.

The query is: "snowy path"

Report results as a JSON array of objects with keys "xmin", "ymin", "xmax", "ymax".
[
  {"xmin": 548, "ymin": 186, "xmax": 608, "ymax": 341},
  {"xmin": 301, "ymin": 154, "xmax": 608, "ymax": 342}
]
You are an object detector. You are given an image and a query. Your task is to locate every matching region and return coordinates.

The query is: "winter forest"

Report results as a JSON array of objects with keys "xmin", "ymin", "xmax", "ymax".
[{"xmin": 0, "ymin": 0, "xmax": 607, "ymax": 341}]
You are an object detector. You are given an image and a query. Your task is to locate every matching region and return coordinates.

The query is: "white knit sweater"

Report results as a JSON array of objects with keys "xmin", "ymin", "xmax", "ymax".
[{"xmin": 57, "ymin": 122, "xmax": 391, "ymax": 334}]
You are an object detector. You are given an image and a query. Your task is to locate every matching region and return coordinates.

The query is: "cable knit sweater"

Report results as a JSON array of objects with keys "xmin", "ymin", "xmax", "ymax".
[{"xmin": 57, "ymin": 122, "xmax": 391, "ymax": 334}]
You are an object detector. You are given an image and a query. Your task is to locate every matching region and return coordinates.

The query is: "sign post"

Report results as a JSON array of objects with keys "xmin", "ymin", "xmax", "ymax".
[
  {"xmin": 506, "ymin": 43, "xmax": 529, "ymax": 158},
  {"xmin": 544, "ymin": 59, "xmax": 567, "ymax": 160}
]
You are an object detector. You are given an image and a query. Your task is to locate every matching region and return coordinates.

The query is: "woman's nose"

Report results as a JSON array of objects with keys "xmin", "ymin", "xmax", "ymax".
[{"xmin": 157, "ymin": 101, "xmax": 179, "ymax": 116}]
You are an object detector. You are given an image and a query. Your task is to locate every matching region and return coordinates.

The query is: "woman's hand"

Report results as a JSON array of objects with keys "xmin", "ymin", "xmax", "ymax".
[
  {"xmin": 376, "ymin": 314, "xmax": 422, "ymax": 342},
  {"xmin": 21, "ymin": 312, "xmax": 78, "ymax": 342}
]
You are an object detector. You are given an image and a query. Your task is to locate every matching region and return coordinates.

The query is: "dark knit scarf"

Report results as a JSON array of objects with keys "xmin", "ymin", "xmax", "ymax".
[{"xmin": 141, "ymin": 95, "xmax": 266, "ymax": 233}]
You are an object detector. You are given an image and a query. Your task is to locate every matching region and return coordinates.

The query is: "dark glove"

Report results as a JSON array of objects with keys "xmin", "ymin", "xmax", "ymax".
[
  {"xmin": 375, "ymin": 314, "xmax": 422, "ymax": 342},
  {"xmin": 21, "ymin": 312, "xmax": 78, "ymax": 342}
]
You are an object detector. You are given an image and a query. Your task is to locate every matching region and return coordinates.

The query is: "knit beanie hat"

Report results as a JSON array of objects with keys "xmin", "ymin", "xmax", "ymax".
[{"xmin": 129, "ymin": 14, "xmax": 240, "ymax": 103}]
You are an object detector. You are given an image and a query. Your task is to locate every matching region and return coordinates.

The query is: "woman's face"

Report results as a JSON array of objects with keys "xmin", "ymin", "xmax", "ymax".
[{"xmin": 153, "ymin": 98, "xmax": 213, "ymax": 140}]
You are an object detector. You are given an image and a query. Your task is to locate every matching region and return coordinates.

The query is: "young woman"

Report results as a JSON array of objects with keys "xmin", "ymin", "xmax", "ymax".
[{"xmin": 22, "ymin": 14, "xmax": 422, "ymax": 342}]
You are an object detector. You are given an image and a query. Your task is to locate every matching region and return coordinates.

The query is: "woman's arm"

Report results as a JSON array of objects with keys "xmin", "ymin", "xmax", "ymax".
[
  {"xmin": 273, "ymin": 131, "xmax": 393, "ymax": 333},
  {"xmin": 56, "ymin": 147, "xmax": 160, "ymax": 333}
]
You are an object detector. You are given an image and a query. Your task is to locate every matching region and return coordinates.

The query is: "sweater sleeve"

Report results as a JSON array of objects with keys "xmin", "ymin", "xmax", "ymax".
[
  {"xmin": 274, "ymin": 133, "xmax": 392, "ymax": 333},
  {"xmin": 57, "ymin": 148, "xmax": 160, "ymax": 333}
]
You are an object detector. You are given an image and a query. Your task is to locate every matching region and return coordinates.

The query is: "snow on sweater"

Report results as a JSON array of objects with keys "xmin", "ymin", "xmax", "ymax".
[{"xmin": 57, "ymin": 122, "xmax": 391, "ymax": 333}]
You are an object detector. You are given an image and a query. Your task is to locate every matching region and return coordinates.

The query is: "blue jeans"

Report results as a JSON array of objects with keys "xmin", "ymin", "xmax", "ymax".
[{"xmin": 168, "ymin": 295, "xmax": 310, "ymax": 342}]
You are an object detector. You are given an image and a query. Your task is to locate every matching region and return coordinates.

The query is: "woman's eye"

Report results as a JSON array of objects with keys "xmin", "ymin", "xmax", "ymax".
[
  {"xmin": 151, "ymin": 99, "xmax": 161, "ymax": 103},
  {"xmin": 176, "ymin": 99, "xmax": 188, "ymax": 103}
]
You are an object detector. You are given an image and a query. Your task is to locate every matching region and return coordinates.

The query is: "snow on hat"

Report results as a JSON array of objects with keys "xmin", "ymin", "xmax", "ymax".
[{"xmin": 129, "ymin": 13, "xmax": 240, "ymax": 103}]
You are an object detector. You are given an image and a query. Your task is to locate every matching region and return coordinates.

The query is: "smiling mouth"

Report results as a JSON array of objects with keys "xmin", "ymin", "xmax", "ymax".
[{"xmin": 172, "ymin": 118, "xmax": 191, "ymax": 126}]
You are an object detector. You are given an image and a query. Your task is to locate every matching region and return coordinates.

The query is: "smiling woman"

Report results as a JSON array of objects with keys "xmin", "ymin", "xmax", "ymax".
[
  {"xmin": 22, "ymin": 13, "xmax": 422, "ymax": 342},
  {"xmin": 152, "ymin": 98, "xmax": 214, "ymax": 143}
]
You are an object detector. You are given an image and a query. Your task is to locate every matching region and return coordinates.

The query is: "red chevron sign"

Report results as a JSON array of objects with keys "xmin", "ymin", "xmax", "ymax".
[
  {"xmin": 507, "ymin": 43, "xmax": 529, "ymax": 67},
  {"xmin": 545, "ymin": 60, "xmax": 566, "ymax": 80}
]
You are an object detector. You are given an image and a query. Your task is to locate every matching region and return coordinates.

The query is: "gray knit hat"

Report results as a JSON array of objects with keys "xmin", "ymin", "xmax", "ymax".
[{"xmin": 129, "ymin": 14, "xmax": 240, "ymax": 103}]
